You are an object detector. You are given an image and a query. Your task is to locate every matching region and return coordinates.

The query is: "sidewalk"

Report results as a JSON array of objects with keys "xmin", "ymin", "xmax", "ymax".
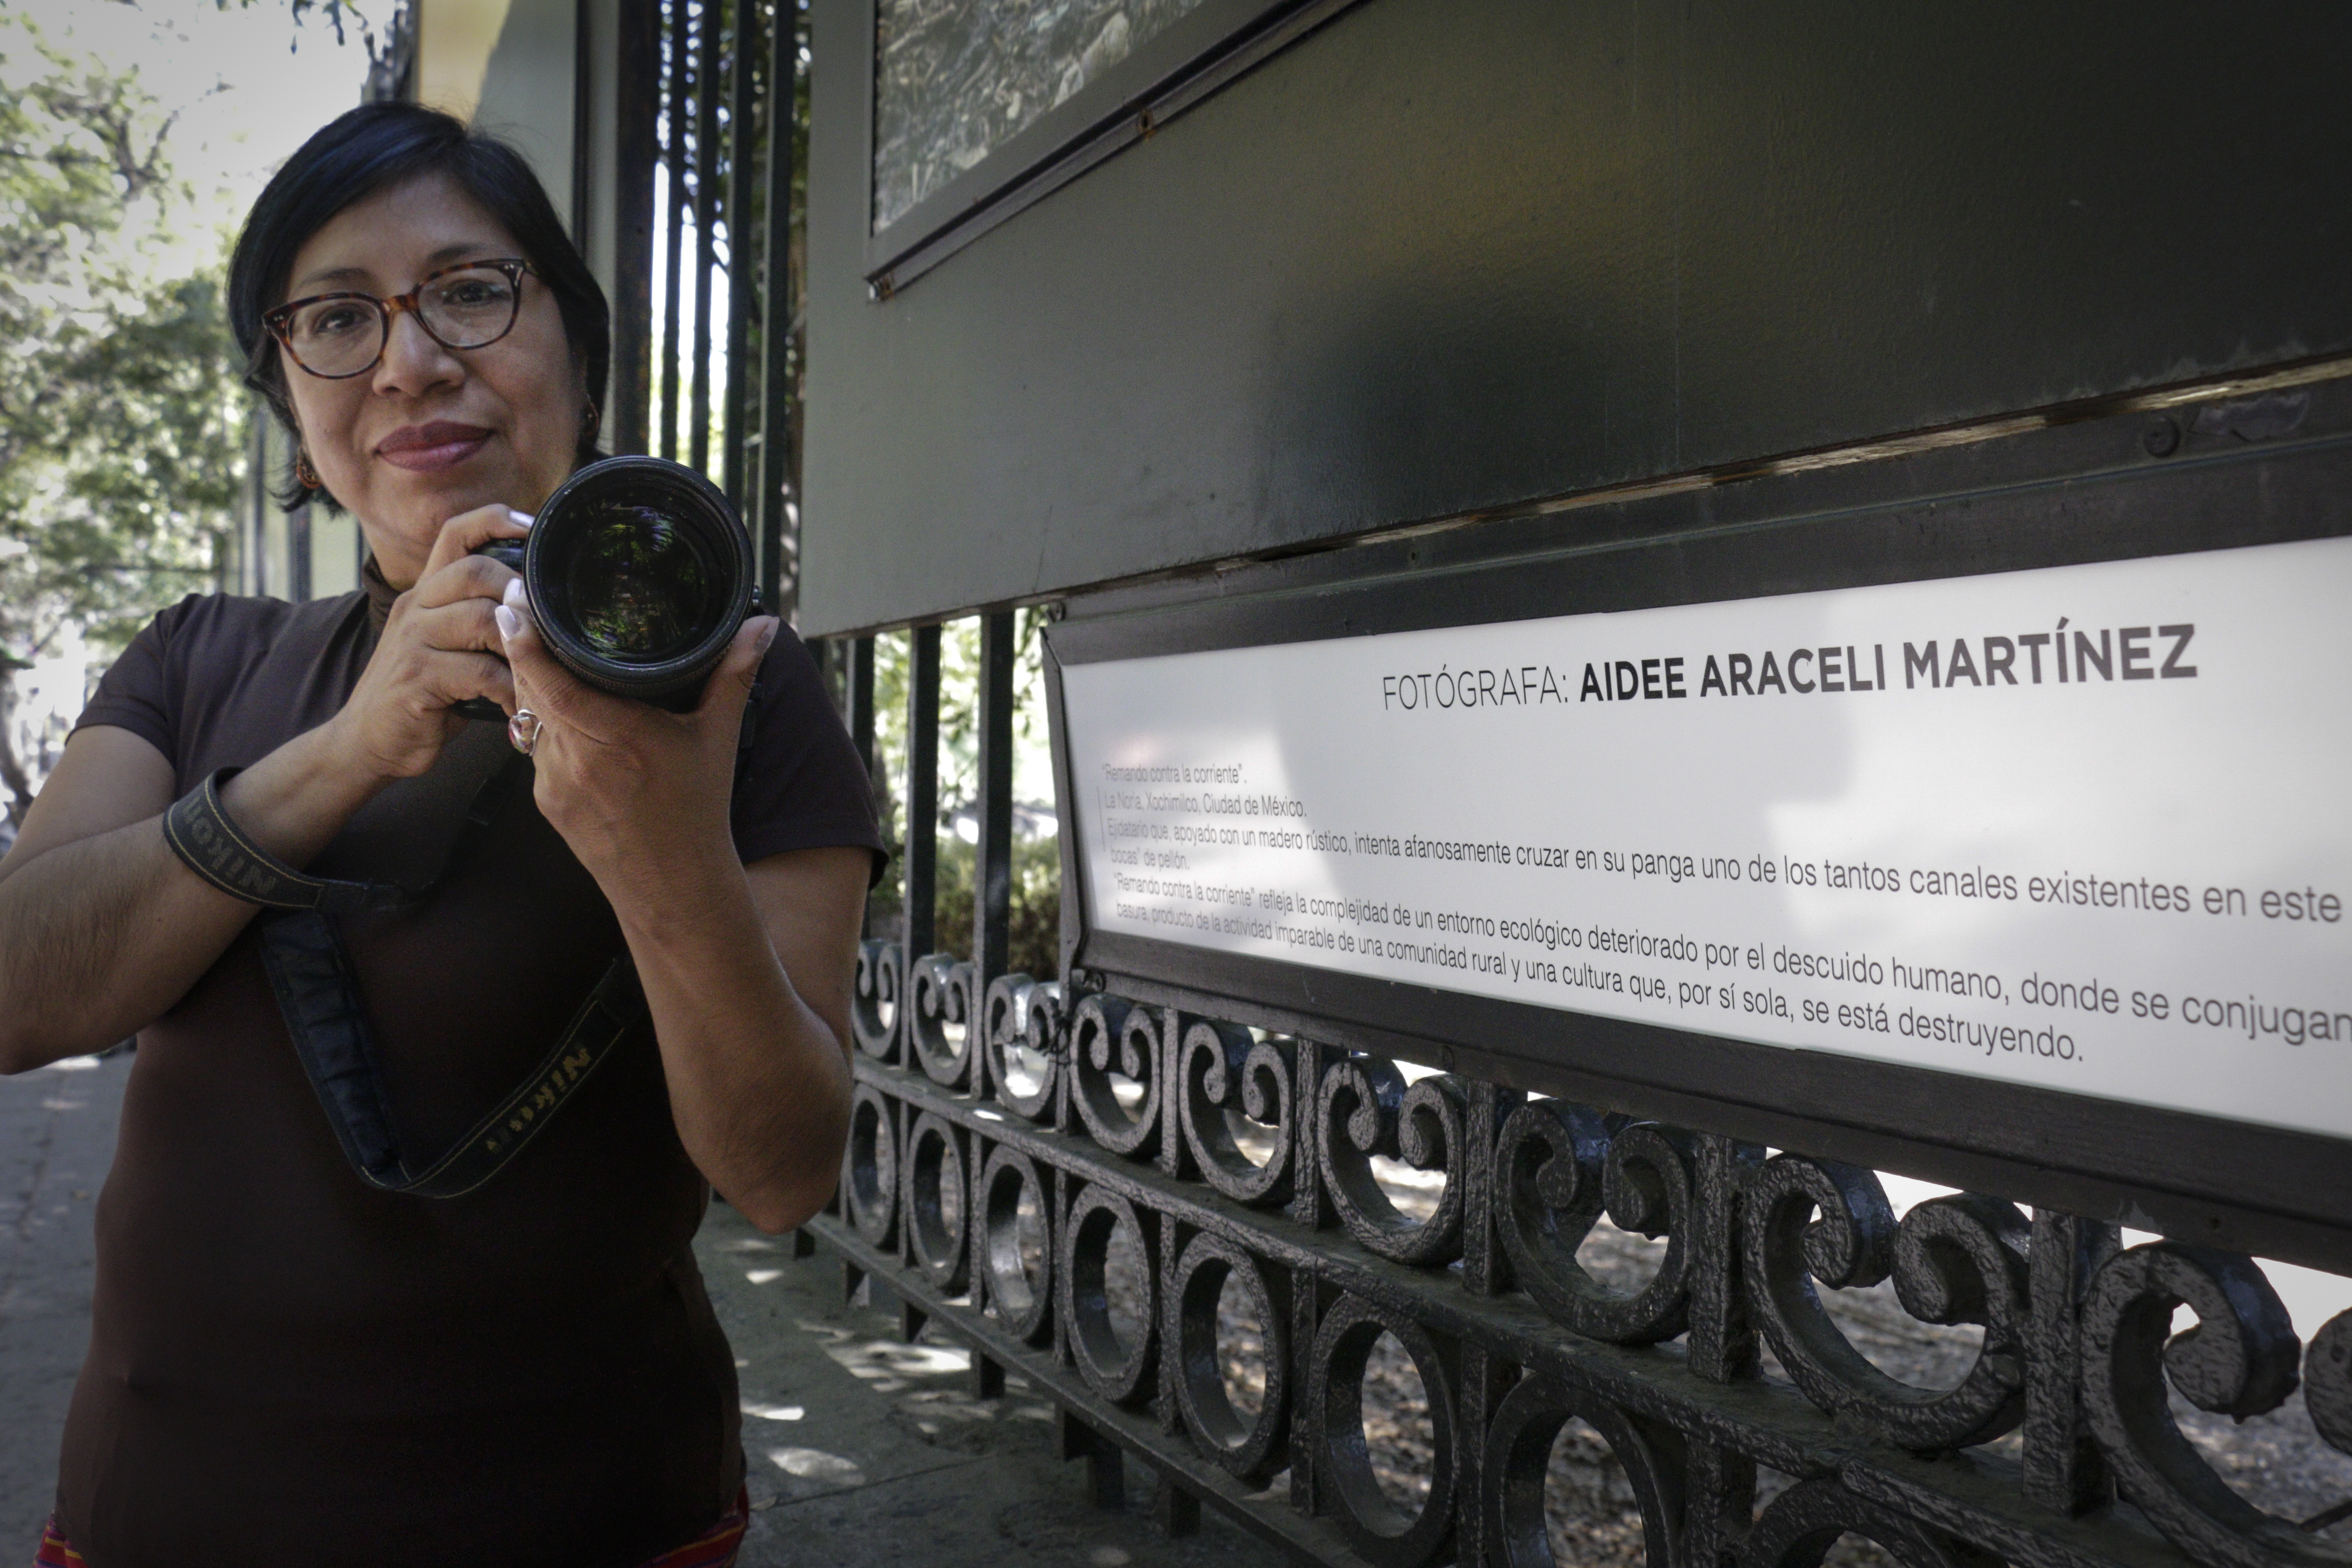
[
  {"xmin": 707, "ymin": 1206, "xmax": 1277, "ymax": 1568},
  {"xmin": 0, "ymin": 1052, "xmax": 119, "ymax": 1548},
  {"xmin": 0, "ymin": 1056, "xmax": 1279, "ymax": 1568}
]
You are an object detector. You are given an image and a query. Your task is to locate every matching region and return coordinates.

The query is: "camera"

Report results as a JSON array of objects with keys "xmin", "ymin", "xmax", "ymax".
[{"xmin": 453, "ymin": 456, "xmax": 755, "ymax": 720}]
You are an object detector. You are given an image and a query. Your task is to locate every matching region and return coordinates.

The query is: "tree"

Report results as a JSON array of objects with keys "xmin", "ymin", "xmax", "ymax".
[{"xmin": 0, "ymin": 15, "xmax": 246, "ymax": 826}]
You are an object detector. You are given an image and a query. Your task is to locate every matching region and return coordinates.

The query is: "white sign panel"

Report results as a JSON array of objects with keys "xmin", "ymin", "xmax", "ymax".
[{"xmin": 1062, "ymin": 537, "xmax": 2352, "ymax": 1140}]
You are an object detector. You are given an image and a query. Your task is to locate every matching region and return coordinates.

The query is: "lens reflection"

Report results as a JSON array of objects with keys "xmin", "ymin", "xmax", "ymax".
[{"xmin": 562, "ymin": 504, "xmax": 715, "ymax": 661}]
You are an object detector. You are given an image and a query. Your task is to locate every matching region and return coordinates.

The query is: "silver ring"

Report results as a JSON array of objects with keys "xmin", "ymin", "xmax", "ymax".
[{"xmin": 508, "ymin": 707, "xmax": 544, "ymax": 756}]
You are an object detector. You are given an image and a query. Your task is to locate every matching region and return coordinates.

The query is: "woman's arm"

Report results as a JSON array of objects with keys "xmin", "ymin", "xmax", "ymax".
[
  {"xmin": 613, "ymin": 845, "xmax": 868, "ymax": 1232},
  {"xmin": 496, "ymin": 599, "xmax": 865, "ymax": 1232},
  {"xmin": 0, "ymin": 723, "xmax": 388, "ymax": 1071},
  {"xmin": 0, "ymin": 504, "xmax": 529, "ymax": 1073}
]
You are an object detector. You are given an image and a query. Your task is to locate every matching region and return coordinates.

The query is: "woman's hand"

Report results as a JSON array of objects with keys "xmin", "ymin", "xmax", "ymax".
[
  {"xmin": 325, "ymin": 503, "xmax": 531, "ymax": 784},
  {"xmin": 495, "ymin": 578, "xmax": 780, "ymax": 891},
  {"xmin": 496, "ymin": 589, "xmax": 853, "ymax": 1229}
]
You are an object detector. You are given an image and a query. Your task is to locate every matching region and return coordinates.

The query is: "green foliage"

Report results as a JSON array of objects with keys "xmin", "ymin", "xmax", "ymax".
[
  {"xmin": 0, "ymin": 16, "xmax": 245, "ymax": 818},
  {"xmin": 860, "ymin": 607, "xmax": 1066, "ymax": 977},
  {"xmin": 906, "ymin": 833, "xmax": 1063, "ymax": 983},
  {"xmin": 866, "ymin": 606, "xmax": 1058, "ymax": 844}
]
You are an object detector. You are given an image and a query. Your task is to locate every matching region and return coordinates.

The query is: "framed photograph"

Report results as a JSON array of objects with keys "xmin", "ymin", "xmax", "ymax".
[{"xmin": 856, "ymin": 0, "xmax": 1364, "ymax": 291}]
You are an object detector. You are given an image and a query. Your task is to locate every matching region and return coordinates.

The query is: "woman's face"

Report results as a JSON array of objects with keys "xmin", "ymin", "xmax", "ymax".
[{"xmin": 277, "ymin": 170, "xmax": 585, "ymax": 588}]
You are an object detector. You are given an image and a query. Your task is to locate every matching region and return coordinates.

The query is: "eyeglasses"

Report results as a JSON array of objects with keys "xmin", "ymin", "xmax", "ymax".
[{"xmin": 263, "ymin": 258, "xmax": 539, "ymax": 380}]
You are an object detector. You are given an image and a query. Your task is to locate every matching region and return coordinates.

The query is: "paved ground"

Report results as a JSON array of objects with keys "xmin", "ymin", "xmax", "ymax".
[
  {"xmin": 0, "ymin": 1054, "xmax": 1279, "ymax": 1568},
  {"xmin": 710, "ymin": 1214, "xmax": 1277, "ymax": 1568},
  {"xmin": 0, "ymin": 1051, "xmax": 119, "ymax": 1550}
]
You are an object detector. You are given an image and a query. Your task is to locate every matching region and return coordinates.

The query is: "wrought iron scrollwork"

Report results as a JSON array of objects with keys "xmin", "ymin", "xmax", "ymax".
[
  {"xmin": 1309, "ymin": 1293, "xmax": 1457, "ymax": 1568},
  {"xmin": 1737, "ymin": 1476, "xmax": 2000, "ymax": 1568},
  {"xmin": 906, "ymin": 953, "xmax": 977, "ymax": 1088},
  {"xmin": 1057, "ymin": 1182, "xmax": 1159, "ymax": 1406},
  {"xmin": 1483, "ymin": 1371, "xmax": 1687, "ymax": 1568},
  {"xmin": 843, "ymin": 1082, "xmax": 897, "ymax": 1248},
  {"xmin": 902, "ymin": 1111, "xmax": 969, "ymax": 1294},
  {"xmin": 1168, "ymin": 1231, "xmax": 1290, "ymax": 1483},
  {"xmin": 979, "ymin": 1145, "xmax": 1052, "ymax": 1344},
  {"xmin": 1744, "ymin": 1154, "xmax": 2031, "ymax": 1451},
  {"xmin": 1179, "ymin": 1020, "xmax": 1296, "ymax": 1207},
  {"xmin": 983, "ymin": 973, "xmax": 1062, "ymax": 1121},
  {"xmin": 809, "ymin": 973, "xmax": 2352, "ymax": 1568},
  {"xmin": 851, "ymin": 939, "xmax": 904, "ymax": 1059},
  {"xmin": 2310, "ymin": 1308, "xmax": 2352, "ymax": 1456},
  {"xmin": 1070, "ymin": 993, "xmax": 1164, "ymax": 1159},
  {"xmin": 1317, "ymin": 1055, "xmax": 1467, "ymax": 1267},
  {"xmin": 2079, "ymin": 1240, "xmax": 2339, "ymax": 1568},
  {"xmin": 1494, "ymin": 1099, "xmax": 1696, "ymax": 1344}
]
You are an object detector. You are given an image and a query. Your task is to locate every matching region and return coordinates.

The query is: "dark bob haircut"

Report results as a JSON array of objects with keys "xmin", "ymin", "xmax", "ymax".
[{"xmin": 228, "ymin": 101, "xmax": 610, "ymax": 511}]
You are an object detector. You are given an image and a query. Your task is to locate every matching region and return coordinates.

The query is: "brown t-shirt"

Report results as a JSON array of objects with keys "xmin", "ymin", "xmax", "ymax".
[{"xmin": 57, "ymin": 572, "xmax": 881, "ymax": 1568}]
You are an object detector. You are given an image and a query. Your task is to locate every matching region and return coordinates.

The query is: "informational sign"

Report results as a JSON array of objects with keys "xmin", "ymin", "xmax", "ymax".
[{"xmin": 1061, "ymin": 537, "xmax": 2352, "ymax": 1140}]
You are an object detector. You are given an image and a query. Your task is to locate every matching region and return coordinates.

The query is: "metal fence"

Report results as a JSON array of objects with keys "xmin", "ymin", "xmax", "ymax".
[{"xmin": 630, "ymin": 0, "xmax": 802, "ymax": 624}]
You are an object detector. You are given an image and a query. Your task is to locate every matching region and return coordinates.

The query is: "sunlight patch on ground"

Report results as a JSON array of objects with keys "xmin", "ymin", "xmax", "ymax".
[
  {"xmin": 766, "ymin": 1447, "xmax": 864, "ymax": 1486},
  {"xmin": 797, "ymin": 1319, "xmax": 972, "ymax": 1394}
]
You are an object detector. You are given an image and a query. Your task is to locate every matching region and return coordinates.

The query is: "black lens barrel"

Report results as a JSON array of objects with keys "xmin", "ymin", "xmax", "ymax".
[
  {"xmin": 454, "ymin": 458, "xmax": 751, "ymax": 719},
  {"xmin": 460, "ymin": 456, "xmax": 752, "ymax": 717}
]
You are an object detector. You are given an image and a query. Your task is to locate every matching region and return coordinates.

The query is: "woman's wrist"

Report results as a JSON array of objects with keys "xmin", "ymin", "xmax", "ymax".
[
  {"xmin": 316, "ymin": 702, "xmax": 435, "ymax": 793},
  {"xmin": 214, "ymin": 721, "xmax": 389, "ymax": 867},
  {"xmin": 591, "ymin": 830, "xmax": 746, "ymax": 935}
]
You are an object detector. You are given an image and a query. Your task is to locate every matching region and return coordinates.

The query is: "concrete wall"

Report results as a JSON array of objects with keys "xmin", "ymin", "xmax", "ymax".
[
  {"xmin": 471, "ymin": 0, "xmax": 581, "ymax": 236},
  {"xmin": 413, "ymin": 0, "xmax": 513, "ymax": 124}
]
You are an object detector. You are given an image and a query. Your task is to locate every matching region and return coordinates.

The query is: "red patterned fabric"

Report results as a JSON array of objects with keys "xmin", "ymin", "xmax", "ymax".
[
  {"xmin": 32, "ymin": 1517, "xmax": 82, "ymax": 1568},
  {"xmin": 33, "ymin": 1488, "xmax": 748, "ymax": 1568}
]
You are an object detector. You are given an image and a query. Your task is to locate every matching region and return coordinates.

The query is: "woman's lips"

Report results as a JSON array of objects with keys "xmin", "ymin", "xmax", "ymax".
[{"xmin": 376, "ymin": 422, "xmax": 493, "ymax": 473}]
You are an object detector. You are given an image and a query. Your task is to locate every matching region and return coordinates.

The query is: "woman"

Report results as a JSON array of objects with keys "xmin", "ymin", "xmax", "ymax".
[{"xmin": 0, "ymin": 103, "xmax": 880, "ymax": 1566}]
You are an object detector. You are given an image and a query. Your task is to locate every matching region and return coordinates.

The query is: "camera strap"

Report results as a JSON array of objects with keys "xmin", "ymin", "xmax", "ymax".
[
  {"xmin": 165, "ymin": 768, "xmax": 417, "ymax": 915},
  {"xmin": 165, "ymin": 734, "xmax": 646, "ymax": 1200},
  {"xmin": 257, "ymin": 911, "xmax": 643, "ymax": 1199}
]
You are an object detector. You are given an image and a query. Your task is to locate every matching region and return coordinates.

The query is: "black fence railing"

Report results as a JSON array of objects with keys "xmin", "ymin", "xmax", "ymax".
[{"xmin": 634, "ymin": 0, "xmax": 802, "ymax": 622}]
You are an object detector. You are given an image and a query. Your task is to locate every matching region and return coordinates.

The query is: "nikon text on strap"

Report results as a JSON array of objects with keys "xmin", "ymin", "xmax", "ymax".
[
  {"xmin": 164, "ymin": 769, "xmax": 413, "ymax": 915},
  {"xmin": 161, "ymin": 748, "xmax": 643, "ymax": 1199},
  {"xmin": 256, "ymin": 911, "xmax": 645, "ymax": 1199}
]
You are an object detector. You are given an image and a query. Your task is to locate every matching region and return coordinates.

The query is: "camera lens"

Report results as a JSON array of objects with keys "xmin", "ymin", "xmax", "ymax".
[
  {"xmin": 518, "ymin": 456, "xmax": 754, "ymax": 710},
  {"xmin": 560, "ymin": 503, "xmax": 723, "ymax": 663}
]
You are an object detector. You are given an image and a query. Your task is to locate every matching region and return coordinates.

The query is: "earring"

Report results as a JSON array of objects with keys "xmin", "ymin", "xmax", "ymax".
[
  {"xmin": 580, "ymin": 399, "xmax": 601, "ymax": 439},
  {"xmin": 295, "ymin": 450, "xmax": 322, "ymax": 490}
]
